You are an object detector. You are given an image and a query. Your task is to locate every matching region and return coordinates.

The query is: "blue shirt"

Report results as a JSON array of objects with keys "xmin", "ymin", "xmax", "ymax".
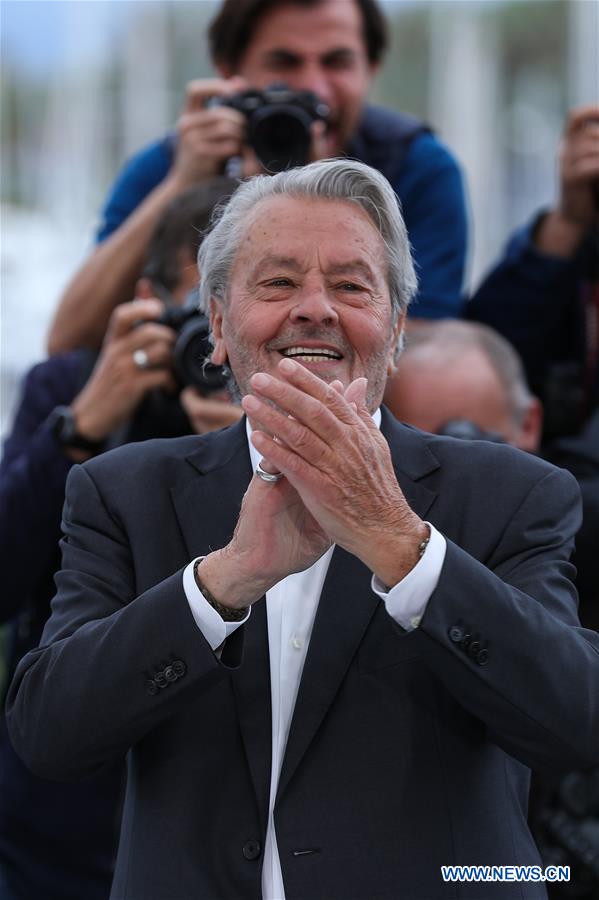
[{"xmin": 96, "ymin": 105, "xmax": 468, "ymax": 319}]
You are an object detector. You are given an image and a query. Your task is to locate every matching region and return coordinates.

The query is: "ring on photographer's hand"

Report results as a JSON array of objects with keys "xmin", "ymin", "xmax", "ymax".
[
  {"xmin": 133, "ymin": 349, "xmax": 150, "ymax": 370},
  {"xmin": 255, "ymin": 461, "xmax": 283, "ymax": 484}
]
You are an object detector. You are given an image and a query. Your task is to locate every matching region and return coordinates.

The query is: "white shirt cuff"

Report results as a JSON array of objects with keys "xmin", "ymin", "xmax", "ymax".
[
  {"xmin": 371, "ymin": 524, "xmax": 446, "ymax": 631},
  {"xmin": 183, "ymin": 557, "xmax": 251, "ymax": 651}
]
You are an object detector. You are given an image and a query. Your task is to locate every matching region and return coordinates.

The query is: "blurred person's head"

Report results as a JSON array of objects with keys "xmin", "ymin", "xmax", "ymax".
[
  {"xmin": 384, "ymin": 321, "xmax": 543, "ymax": 452},
  {"xmin": 198, "ymin": 158, "xmax": 416, "ymax": 411},
  {"xmin": 208, "ymin": 0, "xmax": 388, "ymax": 156},
  {"xmin": 143, "ymin": 177, "xmax": 239, "ymax": 304}
]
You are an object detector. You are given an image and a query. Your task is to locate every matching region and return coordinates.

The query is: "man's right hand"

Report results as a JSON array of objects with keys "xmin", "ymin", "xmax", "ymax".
[
  {"xmin": 170, "ymin": 77, "xmax": 257, "ymax": 187},
  {"xmin": 69, "ymin": 296, "xmax": 177, "ymax": 449},
  {"xmin": 197, "ymin": 466, "xmax": 332, "ymax": 611}
]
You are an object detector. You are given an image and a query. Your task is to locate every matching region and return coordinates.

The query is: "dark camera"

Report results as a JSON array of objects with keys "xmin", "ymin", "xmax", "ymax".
[
  {"xmin": 211, "ymin": 83, "xmax": 329, "ymax": 172},
  {"xmin": 156, "ymin": 305, "xmax": 228, "ymax": 394}
]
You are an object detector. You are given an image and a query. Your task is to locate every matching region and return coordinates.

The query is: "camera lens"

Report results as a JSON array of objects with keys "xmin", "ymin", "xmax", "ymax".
[
  {"xmin": 249, "ymin": 104, "xmax": 314, "ymax": 172},
  {"xmin": 173, "ymin": 316, "xmax": 228, "ymax": 392}
]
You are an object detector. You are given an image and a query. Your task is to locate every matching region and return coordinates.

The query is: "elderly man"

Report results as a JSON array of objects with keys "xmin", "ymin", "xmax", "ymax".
[{"xmin": 7, "ymin": 160, "xmax": 599, "ymax": 900}]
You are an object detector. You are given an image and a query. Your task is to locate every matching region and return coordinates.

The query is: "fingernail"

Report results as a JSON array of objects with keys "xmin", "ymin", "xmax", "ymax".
[
  {"xmin": 279, "ymin": 358, "xmax": 297, "ymax": 373},
  {"xmin": 242, "ymin": 395, "xmax": 260, "ymax": 411},
  {"xmin": 252, "ymin": 373, "xmax": 270, "ymax": 388}
]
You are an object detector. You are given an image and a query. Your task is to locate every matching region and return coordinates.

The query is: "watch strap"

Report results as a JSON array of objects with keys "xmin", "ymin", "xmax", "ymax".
[
  {"xmin": 46, "ymin": 405, "xmax": 106, "ymax": 454},
  {"xmin": 194, "ymin": 562, "xmax": 249, "ymax": 622}
]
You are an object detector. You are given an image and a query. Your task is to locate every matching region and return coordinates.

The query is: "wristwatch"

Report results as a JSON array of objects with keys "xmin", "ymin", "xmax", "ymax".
[{"xmin": 46, "ymin": 405, "xmax": 105, "ymax": 454}]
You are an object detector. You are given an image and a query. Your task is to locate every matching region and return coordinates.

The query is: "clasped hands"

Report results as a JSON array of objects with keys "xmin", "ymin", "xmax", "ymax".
[{"xmin": 198, "ymin": 358, "xmax": 428, "ymax": 611}]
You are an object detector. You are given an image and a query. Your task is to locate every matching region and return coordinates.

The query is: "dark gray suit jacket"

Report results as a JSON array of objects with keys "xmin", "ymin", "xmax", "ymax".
[{"xmin": 7, "ymin": 410, "xmax": 599, "ymax": 899}]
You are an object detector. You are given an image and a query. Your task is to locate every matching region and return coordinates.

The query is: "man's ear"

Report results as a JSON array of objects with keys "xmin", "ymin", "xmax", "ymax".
[
  {"xmin": 209, "ymin": 298, "xmax": 228, "ymax": 366},
  {"xmin": 516, "ymin": 397, "xmax": 543, "ymax": 454},
  {"xmin": 387, "ymin": 313, "xmax": 406, "ymax": 375}
]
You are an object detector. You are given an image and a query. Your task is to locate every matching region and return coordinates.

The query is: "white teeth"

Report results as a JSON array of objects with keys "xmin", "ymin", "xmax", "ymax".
[{"xmin": 281, "ymin": 346, "xmax": 342, "ymax": 360}]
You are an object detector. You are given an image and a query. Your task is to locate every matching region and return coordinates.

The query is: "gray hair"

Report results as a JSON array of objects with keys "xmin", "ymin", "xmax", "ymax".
[
  {"xmin": 401, "ymin": 320, "xmax": 534, "ymax": 426},
  {"xmin": 197, "ymin": 158, "xmax": 418, "ymax": 322}
]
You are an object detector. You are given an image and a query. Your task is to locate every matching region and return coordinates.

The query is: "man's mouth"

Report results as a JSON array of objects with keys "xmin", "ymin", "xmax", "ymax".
[{"xmin": 279, "ymin": 345, "xmax": 343, "ymax": 363}]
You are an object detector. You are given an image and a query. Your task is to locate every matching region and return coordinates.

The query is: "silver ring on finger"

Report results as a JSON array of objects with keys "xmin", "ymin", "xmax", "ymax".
[
  {"xmin": 255, "ymin": 461, "xmax": 283, "ymax": 483},
  {"xmin": 133, "ymin": 348, "xmax": 150, "ymax": 370}
]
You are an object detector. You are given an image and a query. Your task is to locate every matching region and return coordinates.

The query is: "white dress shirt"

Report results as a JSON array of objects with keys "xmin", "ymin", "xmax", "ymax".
[{"xmin": 182, "ymin": 412, "xmax": 446, "ymax": 900}]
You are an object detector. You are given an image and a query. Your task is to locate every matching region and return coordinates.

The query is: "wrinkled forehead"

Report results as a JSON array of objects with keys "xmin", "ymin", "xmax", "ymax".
[{"xmin": 232, "ymin": 194, "xmax": 385, "ymax": 269}]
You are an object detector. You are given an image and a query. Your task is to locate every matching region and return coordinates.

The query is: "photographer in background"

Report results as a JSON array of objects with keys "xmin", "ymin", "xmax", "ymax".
[
  {"xmin": 0, "ymin": 179, "xmax": 238, "ymax": 900},
  {"xmin": 47, "ymin": 0, "xmax": 467, "ymax": 354},
  {"xmin": 385, "ymin": 319, "xmax": 598, "ymax": 900},
  {"xmin": 468, "ymin": 105, "xmax": 599, "ymax": 442}
]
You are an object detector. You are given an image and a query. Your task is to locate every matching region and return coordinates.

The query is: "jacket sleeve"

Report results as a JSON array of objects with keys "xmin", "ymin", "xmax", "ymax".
[
  {"xmin": 0, "ymin": 357, "xmax": 78, "ymax": 622},
  {"xmin": 466, "ymin": 214, "xmax": 584, "ymax": 394},
  {"xmin": 95, "ymin": 136, "xmax": 174, "ymax": 242},
  {"xmin": 412, "ymin": 464, "xmax": 599, "ymax": 773},
  {"xmin": 396, "ymin": 132, "xmax": 468, "ymax": 319},
  {"xmin": 5, "ymin": 462, "xmax": 236, "ymax": 781}
]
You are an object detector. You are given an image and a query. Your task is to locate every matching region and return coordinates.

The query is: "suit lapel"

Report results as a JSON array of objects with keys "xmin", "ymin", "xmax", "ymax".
[
  {"xmin": 278, "ymin": 410, "xmax": 440, "ymax": 800},
  {"xmin": 169, "ymin": 418, "xmax": 251, "ymax": 560},
  {"xmin": 169, "ymin": 420, "xmax": 272, "ymax": 831}
]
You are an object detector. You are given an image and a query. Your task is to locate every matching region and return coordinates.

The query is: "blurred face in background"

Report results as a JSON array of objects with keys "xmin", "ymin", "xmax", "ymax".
[
  {"xmin": 384, "ymin": 347, "xmax": 542, "ymax": 452},
  {"xmin": 219, "ymin": 0, "xmax": 377, "ymax": 156}
]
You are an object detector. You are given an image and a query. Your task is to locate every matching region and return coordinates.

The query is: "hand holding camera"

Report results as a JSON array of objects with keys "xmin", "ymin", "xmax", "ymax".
[
  {"xmin": 558, "ymin": 105, "xmax": 599, "ymax": 229},
  {"xmin": 171, "ymin": 77, "xmax": 259, "ymax": 187},
  {"xmin": 171, "ymin": 76, "xmax": 331, "ymax": 186},
  {"xmin": 209, "ymin": 83, "xmax": 330, "ymax": 172},
  {"xmin": 68, "ymin": 296, "xmax": 177, "ymax": 450},
  {"xmin": 535, "ymin": 105, "xmax": 599, "ymax": 258}
]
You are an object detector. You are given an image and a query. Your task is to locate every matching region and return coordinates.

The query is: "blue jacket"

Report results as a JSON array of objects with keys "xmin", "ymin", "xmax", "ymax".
[
  {"xmin": 0, "ymin": 353, "xmax": 191, "ymax": 899},
  {"xmin": 96, "ymin": 106, "xmax": 468, "ymax": 319},
  {"xmin": 467, "ymin": 215, "xmax": 597, "ymax": 410}
]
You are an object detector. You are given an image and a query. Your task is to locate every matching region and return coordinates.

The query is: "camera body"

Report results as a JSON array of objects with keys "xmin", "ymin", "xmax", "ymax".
[
  {"xmin": 156, "ymin": 305, "xmax": 228, "ymax": 394},
  {"xmin": 212, "ymin": 83, "xmax": 329, "ymax": 172}
]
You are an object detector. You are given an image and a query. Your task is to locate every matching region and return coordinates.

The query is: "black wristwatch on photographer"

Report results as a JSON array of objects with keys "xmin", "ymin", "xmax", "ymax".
[{"xmin": 46, "ymin": 405, "xmax": 105, "ymax": 455}]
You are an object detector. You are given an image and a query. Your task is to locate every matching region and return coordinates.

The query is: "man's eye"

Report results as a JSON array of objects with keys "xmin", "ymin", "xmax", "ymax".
[
  {"xmin": 266, "ymin": 278, "xmax": 293, "ymax": 287},
  {"xmin": 337, "ymin": 282, "xmax": 362, "ymax": 292},
  {"xmin": 325, "ymin": 54, "xmax": 355, "ymax": 71}
]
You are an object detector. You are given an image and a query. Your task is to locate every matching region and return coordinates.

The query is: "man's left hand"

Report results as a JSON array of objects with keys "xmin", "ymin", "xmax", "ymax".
[{"xmin": 241, "ymin": 358, "xmax": 428, "ymax": 589}]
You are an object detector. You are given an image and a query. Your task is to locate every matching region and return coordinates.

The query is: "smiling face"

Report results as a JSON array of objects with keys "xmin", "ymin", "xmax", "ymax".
[
  {"xmin": 210, "ymin": 195, "xmax": 403, "ymax": 412},
  {"xmin": 220, "ymin": 0, "xmax": 376, "ymax": 157}
]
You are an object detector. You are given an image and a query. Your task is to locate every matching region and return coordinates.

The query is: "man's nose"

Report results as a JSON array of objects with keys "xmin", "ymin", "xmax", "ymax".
[
  {"xmin": 290, "ymin": 288, "xmax": 339, "ymax": 325},
  {"xmin": 291, "ymin": 64, "xmax": 334, "ymax": 106}
]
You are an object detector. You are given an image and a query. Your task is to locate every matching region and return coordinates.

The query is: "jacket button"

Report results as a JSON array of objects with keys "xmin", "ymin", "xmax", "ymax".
[
  {"xmin": 242, "ymin": 840, "xmax": 261, "ymax": 860},
  {"xmin": 468, "ymin": 640, "xmax": 481, "ymax": 657},
  {"xmin": 172, "ymin": 660, "xmax": 186, "ymax": 678},
  {"xmin": 145, "ymin": 680, "xmax": 158, "ymax": 696},
  {"xmin": 448, "ymin": 626, "xmax": 464, "ymax": 643},
  {"xmin": 164, "ymin": 665, "xmax": 177, "ymax": 683},
  {"xmin": 476, "ymin": 649, "xmax": 489, "ymax": 666},
  {"xmin": 154, "ymin": 671, "xmax": 167, "ymax": 688},
  {"xmin": 460, "ymin": 633, "xmax": 472, "ymax": 651}
]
